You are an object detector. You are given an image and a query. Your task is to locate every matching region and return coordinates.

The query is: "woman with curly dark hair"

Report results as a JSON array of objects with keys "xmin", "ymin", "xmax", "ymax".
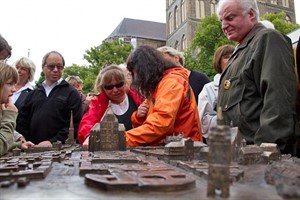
[{"xmin": 126, "ymin": 45, "xmax": 202, "ymax": 146}]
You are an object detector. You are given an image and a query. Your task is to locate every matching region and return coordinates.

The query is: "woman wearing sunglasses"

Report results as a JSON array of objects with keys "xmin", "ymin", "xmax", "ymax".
[{"xmin": 78, "ymin": 65, "xmax": 144, "ymax": 149}]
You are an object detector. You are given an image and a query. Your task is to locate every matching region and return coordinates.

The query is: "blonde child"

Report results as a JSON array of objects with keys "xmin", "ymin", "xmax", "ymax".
[{"xmin": 0, "ymin": 61, "xmax": 34, "ymax": 156}]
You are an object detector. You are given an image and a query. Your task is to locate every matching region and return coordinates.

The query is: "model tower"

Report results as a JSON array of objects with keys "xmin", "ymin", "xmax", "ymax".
[
  {"xmin": 89, "ymin": 103, "xmax": 126, "ymax": 152},
  {"xmin": 65, "ymin": 110, "xmax": 75, "ymax": 145},
  {"xmin": 207, "ymin": 107, "xmax": 231, "ymax": 198}
]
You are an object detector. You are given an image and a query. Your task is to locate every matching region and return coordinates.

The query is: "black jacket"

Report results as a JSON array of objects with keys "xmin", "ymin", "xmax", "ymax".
[
  {"xmin": 14, "ymin": 88, "xmax": 33, "ymax": 110},
  {"xmin": 188, "ymin": 69, "xmax": 210, "ymax": 104},
  {"xmin": 16, "ymin": 80, "xmax": 83, "ymax": 144}
]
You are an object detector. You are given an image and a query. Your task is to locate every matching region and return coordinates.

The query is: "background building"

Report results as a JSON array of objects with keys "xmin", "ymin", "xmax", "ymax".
[
  {"xmin": 106, "ymin": 18, "xmax": 166, "ymax": 49},
  {"xmin": 166, "ymin": 0, "xmax": 296, "ymax": 51}
]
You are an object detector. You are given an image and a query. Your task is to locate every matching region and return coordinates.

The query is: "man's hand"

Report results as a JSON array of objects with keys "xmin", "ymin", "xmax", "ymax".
[
  {"xmin": 21, "ymin": 141, "xmax": 35, "ymax": 150},
  {"xmin": 37, "ymin": 140, "xmax": 52, "ymax": 147}
]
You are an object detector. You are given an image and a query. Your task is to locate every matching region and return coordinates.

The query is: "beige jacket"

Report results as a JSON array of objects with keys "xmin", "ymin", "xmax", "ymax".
[{"xmin": 0, "ymin": 109, "xmax": 19, "ymax": 156}]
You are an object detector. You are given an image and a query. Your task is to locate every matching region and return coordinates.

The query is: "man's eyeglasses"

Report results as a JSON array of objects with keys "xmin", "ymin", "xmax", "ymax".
[
  {"xmin": 45, "ymin": 64, "xmax": 64, "ymax": 71},
  {"xmin": 103, "ymin": 81, "xmax": 125, "ymax": 90}
]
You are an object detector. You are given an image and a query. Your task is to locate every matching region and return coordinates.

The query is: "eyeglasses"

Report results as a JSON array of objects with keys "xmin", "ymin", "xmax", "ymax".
[
  {"xmin": 103, "ymin": 81, "xmax": 125, "ymax": 90},
  {"xmin": 45, "ymin": 64, "xmax": 64, "ymax": 71}
]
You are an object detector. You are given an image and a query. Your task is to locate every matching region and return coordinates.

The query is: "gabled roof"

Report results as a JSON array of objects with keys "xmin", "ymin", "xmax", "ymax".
[{"xmin": 107, "ymin": 18, "xmax": 166, "ymax": 41}]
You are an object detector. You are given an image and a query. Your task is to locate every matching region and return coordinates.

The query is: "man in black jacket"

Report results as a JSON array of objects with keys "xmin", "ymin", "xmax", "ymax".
[{"xmin": 16, "ymin": 51, "xmax": 82, "ymax": 146}]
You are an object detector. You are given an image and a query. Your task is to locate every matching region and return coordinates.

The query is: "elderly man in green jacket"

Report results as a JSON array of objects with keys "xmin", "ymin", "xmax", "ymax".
[{"xmin": 217, "ymin": 0, "xmax": 298, "ymax": 155}]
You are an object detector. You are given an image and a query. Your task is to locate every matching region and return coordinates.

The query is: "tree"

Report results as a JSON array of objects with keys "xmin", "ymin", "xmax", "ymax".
[
  {"xmin": 81, "ymin": 40, "xmax": 133, "ymax": 93},
  {"xmin": 84, "ymin": 40, "xmax": 133, "ymax": 69},
  {"xmin": 69, "ymin": 40, "xmax": 133, "ymax": 93},
  {"xmin": 261, "ymin": 11, "xmax": 300, "ymax": 34},
  {"xmin": 35, "ymin": 72, "xmax": 45, "ymax": 86},
  {"xmin": 62, "ymin": 64, "xmax": 94, "ymax": 94},
  {"xmin": 184, "ymin": 15, "xmax": 235, "ymax": 79}
]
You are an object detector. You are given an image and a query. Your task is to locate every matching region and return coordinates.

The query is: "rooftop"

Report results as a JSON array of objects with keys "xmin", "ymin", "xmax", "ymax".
[{"xmin": 107, "ymin": 18, "xmax": 166, "ymax": 41}]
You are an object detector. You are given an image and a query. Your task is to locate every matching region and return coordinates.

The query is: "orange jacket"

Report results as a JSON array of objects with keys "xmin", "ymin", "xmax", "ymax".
[{"xmin": 126, "ymin": 67, "xmax": 202, "ymax": 146}]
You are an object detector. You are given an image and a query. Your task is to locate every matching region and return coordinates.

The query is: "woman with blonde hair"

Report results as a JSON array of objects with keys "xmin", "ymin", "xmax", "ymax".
[
  {"xmin": 78, "ymin": 65, "xmax": 143, "ymax": 149},
  {"xmin": 12, "ymin": 57, "xmax": 36, "ymax": 109}
]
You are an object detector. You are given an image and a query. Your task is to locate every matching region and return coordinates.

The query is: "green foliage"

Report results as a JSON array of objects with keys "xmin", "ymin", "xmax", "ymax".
[
  {"xmin": 84, "ymin": 40, "xmax": 133, "ymax": 69},
  {"xmin": 184, "ymin": 15, "xmax": 235, "ymax": 80},
  {"xmin": 35, "ymin": 72, "xmax": 45, "ymax": 86},
  {"xmin": 68, "ymin": 40, "xmax": 133, "ymax": 93},
  {"xmin": 261, "ymin": 11, "xmax": 300, "ymax": 34},
  {"xmin": 62, "ymin": 64, "xmax": 95, "ymax": 94}
]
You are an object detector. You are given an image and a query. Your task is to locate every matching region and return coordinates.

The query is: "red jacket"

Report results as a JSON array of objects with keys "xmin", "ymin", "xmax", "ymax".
[{"xmin": 78, "ymin": 89, "xmax": 143, "ymax": 144}]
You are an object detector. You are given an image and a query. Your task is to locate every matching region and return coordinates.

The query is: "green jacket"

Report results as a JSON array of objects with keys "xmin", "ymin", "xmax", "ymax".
[
  {"xmin": 217, "ymin": 23, "xmax": 298, "ymax": 154},
  {"xmin": 0, "ymin": 110, "xmax": 20, "ymax": 156}
]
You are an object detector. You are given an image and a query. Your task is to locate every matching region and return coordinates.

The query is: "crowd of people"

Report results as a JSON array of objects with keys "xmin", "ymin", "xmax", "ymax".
[{"xmin": 0, "ymin": 0, "xmax": 299, "ymax": 158}]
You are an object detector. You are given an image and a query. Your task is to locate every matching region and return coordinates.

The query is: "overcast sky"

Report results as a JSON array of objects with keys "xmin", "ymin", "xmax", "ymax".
[
  {"xmin": 2, "ymin": 0, "xmax": 166, "ymax": 80},
  {"xmin": 2, "ymin": 0, "xmax": 300, "ymax": 81}
]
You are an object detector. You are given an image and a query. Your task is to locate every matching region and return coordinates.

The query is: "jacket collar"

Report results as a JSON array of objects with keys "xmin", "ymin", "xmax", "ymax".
[
  {"xmin": 236, "ymin": 23, "xmax": 265, "ymax": 52},
  {"xmin": 224, "ymin": 23, "xmax": 266, "ymax": 72}
]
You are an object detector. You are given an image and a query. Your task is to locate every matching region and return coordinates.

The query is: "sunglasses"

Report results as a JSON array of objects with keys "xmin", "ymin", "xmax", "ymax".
[
  {"xmin": 103, "ymin": 81, "xmax": 125, "ymax": 90},
  {"xmin": 45, "ymin": 64, "xmax": 64, "ymax": 71}
]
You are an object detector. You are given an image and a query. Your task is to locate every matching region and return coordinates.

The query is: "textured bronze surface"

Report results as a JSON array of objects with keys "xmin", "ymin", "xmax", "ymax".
[
  {"xmin": 265, "ymin": 157, "xmax": 300, "ymax": 198},
  {"xmin": 85, "ymin": 170, "xmax": 195, "ymax": 192},
  {"xmin": 207, "ymin": 124, "xmax": 231, "ymax": 198},
  {"xmin": 0, "ymin": 142, "xmax": 298, "ymax": 199}
]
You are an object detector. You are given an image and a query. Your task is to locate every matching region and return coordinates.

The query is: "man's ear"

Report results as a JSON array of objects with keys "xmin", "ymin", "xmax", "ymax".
[{"xmin": 249, "ymin": 8, "xmax": 256, "ymax": 21}]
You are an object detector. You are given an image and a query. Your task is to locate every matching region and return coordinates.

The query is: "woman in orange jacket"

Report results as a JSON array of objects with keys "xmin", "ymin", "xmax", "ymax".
[{"xmin": 125, "ymin": 45, "xmax": 202, "ymax": 146}]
